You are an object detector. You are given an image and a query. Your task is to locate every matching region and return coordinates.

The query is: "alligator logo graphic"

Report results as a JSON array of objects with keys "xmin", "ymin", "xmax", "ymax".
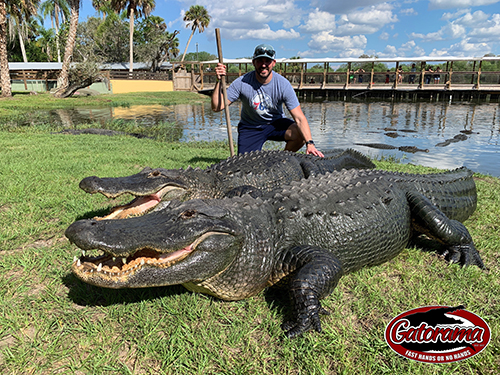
[{"xmin": 385, "ymin": 305, "xmax": 490, "ymax": 363}]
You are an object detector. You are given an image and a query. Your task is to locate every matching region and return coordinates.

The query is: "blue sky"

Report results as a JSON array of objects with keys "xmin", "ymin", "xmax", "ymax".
[{"xmin": 77, "ymin": 0, "xmax": 500, "ymax": 60}]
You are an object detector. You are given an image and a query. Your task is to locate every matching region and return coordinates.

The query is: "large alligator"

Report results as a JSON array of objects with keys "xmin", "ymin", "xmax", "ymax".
[
  {"xmin": 78, "ymin": 149, "xmax": 375, "ymax": 219},
  {"xmin": 66, "ymin": 167, "xmax": 484, "ymax": 338}
]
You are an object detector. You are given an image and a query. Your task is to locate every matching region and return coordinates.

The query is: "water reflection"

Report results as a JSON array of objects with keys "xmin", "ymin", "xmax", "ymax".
[{"xmin": 13, "ymin": 101, "xmax": 500, "ymax": 176}]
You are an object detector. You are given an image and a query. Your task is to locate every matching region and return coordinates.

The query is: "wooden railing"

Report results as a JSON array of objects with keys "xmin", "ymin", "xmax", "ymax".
[
  {"xmin": 108, "ymin": 70, "xmax": 172, "ymax": 80},
  {"xmin": 191, "ymin": 57, "xmax": 500, "ymax": 92}
]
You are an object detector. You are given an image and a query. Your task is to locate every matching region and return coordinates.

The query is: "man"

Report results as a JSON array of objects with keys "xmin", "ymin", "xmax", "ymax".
[{"xmin": 211, "ymin": 44, "xmax": 323, "ymax": 157}]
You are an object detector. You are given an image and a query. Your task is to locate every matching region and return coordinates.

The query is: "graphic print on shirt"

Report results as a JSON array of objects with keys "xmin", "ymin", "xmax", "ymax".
[{"xmin": 252, "ymin": 89, "xmax": 274, "ymax": 117}]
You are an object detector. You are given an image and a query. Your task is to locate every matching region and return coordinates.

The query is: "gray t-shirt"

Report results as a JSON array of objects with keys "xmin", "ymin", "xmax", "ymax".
[{"xmin": 226, "ymin": 71, "xmax": 300, "ymax": 128}]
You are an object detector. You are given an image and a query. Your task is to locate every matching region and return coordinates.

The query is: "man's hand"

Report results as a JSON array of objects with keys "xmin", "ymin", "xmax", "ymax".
[
  {"xmin": 306, "ymin": 144, "xmax": 324, "ymax": 157},
  {"xmin": 215, "ymin": 63, "xmax": 226, "ymax": 80}
]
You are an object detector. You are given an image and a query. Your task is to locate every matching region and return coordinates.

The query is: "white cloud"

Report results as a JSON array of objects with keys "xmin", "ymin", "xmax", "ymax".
[
  {"xmin": 379, "ymin": 32, "xmax": 390, "ymax": 40},
  {"xmin": 307, "ymin": 32, "xmax": 367, "ymax": 57},
  {"xmin": 441, "ymin": 9, "xmax": 470, "ymax": 21},
  {"xmin": 468, "ymin": 14, "xmax": 500, "ymax": 41},
  {"xmin": 246, "ymin": 27, "xmax": 301, "ymax": 40},
  {"xmin": 410, "ymin": 23, "xmax": 466, "ymax": 41},
  {"xmin": 400, "ymin": 8, "xmax": 417, "ymax": 16},
  {"xmin": 450, "ymin": 10, "xmax": 490, "ymax": 27},
  {"xmin": 447, "ymin": 38, "xmax": 491, "ymax": 56},
  {"xmin": 301, "ymin": 8, "xmax": 336, "ymax": 33},
  {"xmin": 374, "ymin": 41, "xmax": 426, "ymax": 58},
  {"xmin": 178, "ymin": 0, "xmax": 303, "ymax": 41},
  {"xmin": 429, "ymin": 0, "xmax": 500, "ymax": 10},
  {"xmin": 336, "ymin": 4, "xmax": 398, "ymax": 36},
  {"xmin": 310, "ymin": 0, "xmax": 391, "ymax": 14}
]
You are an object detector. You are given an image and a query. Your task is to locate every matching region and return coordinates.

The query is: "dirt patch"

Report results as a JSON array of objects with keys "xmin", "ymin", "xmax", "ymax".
[{"xmin": 15, "ymin": 236, "xmax": 66, "ymax": 252}]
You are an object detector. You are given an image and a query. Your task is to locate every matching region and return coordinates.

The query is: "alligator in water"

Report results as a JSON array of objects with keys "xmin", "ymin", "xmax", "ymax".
[
  {"xmin": 435, "ymin": 134, "xmax": 469, "ymax": 147},
  {"xmin": 355, "ymin": 143, "xmax": 429, "ymax": 153},
  {"xmin": 78, "ymin": 149, "xmax": 376, "ymax": 220},
  {"xmin": 66, "ymin": 167, "xmax": 484, "ymax": 338}
]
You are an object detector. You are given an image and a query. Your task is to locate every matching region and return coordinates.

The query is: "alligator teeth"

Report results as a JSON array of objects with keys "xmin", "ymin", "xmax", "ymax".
[
  {"xmin": 73, "ymin": 256, "xmax": 78, "ymax": 263},
  {"xmin": 82, "ymin": 250, "xmax": 86, "ymax": 257},
  {"xmin": 77, "ymin": 259, "xmax": 81, "ymax": 267},
  {"xmin": 97, "ymin": 263, "xmax": 102, "ymax": 272},
  {"xmin": 112, "ymin": 257, "xmax": 116, "ymax": 262},
  {"xmin": 122, "ymin": 258, "xmax": 127, "ymax": 265}
]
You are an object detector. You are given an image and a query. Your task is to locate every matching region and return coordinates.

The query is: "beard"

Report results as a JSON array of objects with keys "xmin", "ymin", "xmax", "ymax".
[{"xmin": 257, "ymin": 67, "xmax": 272, "ymax": 80}]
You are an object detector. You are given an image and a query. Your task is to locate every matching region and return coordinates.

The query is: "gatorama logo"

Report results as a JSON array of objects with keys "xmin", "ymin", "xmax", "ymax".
[{"xmin": 385, "ymin": 305, "xmax": 490, "ymax": 363}]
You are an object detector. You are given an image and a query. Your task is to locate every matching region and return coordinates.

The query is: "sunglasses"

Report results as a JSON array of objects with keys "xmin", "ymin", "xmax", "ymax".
[{"xmin": 254, "ymin": 47, "xmax": 275, "ymax": 59}]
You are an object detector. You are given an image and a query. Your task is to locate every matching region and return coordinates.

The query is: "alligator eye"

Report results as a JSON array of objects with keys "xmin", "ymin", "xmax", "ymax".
[
  {"xmin": 149, "ymin": 170, "xmax": 161, "ymax": 177},
  {"xmin": 180, "ymin": 210, "xmax": 197, "ymax": 219}
]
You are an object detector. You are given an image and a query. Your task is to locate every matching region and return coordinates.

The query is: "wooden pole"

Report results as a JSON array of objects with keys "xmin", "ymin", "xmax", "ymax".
[{"xmin": 215, "ymin": 28, "xmax": 235, "ymax": 157}]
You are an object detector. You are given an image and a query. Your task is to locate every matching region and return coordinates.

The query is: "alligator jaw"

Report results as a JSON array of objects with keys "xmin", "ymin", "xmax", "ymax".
[
  {"xmin": 97, "ymin": 185, "xmax": 186, "ymax": 220},
  {"xmin": 71, "ymin": 232, "xmax": 219, "ymax": 287}
]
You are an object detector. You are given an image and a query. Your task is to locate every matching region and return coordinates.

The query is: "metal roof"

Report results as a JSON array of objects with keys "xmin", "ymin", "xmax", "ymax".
[
  {"xmin": 8, "ymin": 62, "xmax": 173, "ymax": 70},
  {"xmin": 203, "ymin": 56, "xmax": 500, "ymax": 65}
]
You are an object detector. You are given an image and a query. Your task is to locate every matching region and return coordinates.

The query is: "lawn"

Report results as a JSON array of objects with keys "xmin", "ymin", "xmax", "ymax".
[{"xmin": 0, "ymin": 117, "xmax": 498, "ymax": 373}]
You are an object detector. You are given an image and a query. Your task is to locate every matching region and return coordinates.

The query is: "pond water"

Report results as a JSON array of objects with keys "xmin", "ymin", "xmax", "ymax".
[{"xmin": 17, "ymin": 101, "xmax": 500, "ymax": 177}]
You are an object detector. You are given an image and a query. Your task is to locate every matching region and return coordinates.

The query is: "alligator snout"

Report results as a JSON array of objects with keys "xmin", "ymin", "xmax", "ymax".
[
  {"xmin": 65, "ymin": 219, "xmax": 102, "ymax": 250},
  {"xmin": 79, "ymin": 176, "xmax": 103, "ymax": 194}
]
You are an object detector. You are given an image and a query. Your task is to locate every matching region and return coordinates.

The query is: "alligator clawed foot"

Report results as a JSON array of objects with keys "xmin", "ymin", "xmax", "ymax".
[
  {"xmin": 282, "ymin": 307, "xmax": 330, "ymax": 338},
  {"xmin": 442, "ymin": 244, "xmax": 486, "ymax": 270}
]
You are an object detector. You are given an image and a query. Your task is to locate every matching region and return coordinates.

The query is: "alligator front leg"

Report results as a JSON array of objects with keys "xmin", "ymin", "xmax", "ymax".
[
  {"xmin": 406, "ymin": 191, "xmax": 486, "ymax": 269},
  {"xmin": 275, "ymin": 245, "xmax": 344, "ymax": 338}
]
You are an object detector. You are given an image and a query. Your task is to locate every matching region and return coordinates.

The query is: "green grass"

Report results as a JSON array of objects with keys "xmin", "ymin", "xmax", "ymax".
[
  {"xmin": 0, "ymin": 130, "xmax": 499, "ymax": 374},
  {"xmin": 0, "ymin": 91, "xmax": 209, "ymax": 118}
]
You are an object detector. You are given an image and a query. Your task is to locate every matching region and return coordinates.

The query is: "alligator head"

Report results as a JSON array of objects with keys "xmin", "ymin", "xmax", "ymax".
[
  {"xmin": 79, "ymin": 167, "xmax": 216, "ymax": 220},
  {"xmin": 66, "ymin": 199, "xmax": 245, "ymax": 292}
]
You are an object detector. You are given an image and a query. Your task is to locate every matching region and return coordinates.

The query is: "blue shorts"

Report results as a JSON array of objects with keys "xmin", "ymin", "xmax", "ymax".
[{"xmin": 237, "ymin": 118, "xmax": 295, "ymax": 154}]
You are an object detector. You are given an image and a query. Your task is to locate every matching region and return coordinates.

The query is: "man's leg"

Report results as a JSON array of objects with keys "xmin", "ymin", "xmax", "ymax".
[
  {"xmin": 237, "ymin": 125, "xmax": 268, "ymax": 154},
  {"xmin": 267, "ymin": 118, "xmax": 305, "ymax": 152},
  {"xmin": 284, "ymin": 123, "xmax": 305, "ymax": 152}
]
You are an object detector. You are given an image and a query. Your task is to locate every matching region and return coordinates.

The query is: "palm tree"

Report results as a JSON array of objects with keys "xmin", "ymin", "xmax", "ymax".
[
  {"xmin": 109, "ymin": 0, "xmax": 155, "ymax": 72},
  {"xmin": 8, "ymin": 2, "xmax": 41, "ymax": 63},
  {"xmin": 53, "ymin": 0, "xmax": 80, "ymax": 97},
  {"xmin": 0, "ymin": 1, "xmax": 9, "ymax": 97},
  {"xmin": 92, "ymin": 0, "xmax": 113, "ymax": 20},
  {"xmin": 180, "ymin": 5, "xmax": 210, "ymax": 62},
  {"xmin": 36, "ymin": 25, "xmax": 56, "ymax": 61},
  {"xmin": 40, "ymin": 0, "xmax": 69, "ymax": 62},
  {"xmin": 0, "ymin": 0, "xmax": 39, "ymax": 97}
]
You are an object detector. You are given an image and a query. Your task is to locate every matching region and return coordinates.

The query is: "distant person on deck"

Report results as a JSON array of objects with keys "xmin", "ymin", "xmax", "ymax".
[{"xmin": 212, "ymin": 43, "xmax": 323, "ymax": 156}]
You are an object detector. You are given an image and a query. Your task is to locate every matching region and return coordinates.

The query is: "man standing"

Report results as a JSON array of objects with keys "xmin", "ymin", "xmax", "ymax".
[{"xmin": 211, "ymin": 44, "xmax": 323, "ymax": 157}]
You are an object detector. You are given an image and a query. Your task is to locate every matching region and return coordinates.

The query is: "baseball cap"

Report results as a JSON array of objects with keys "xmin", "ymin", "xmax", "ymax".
[{"xmin": 252, "ymin": 44, "xmax": 276, "ymax": 60}]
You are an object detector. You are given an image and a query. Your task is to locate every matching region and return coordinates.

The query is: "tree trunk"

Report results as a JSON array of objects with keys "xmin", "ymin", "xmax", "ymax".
[
  {"xmin": 0, "ymin": 0, "xmax": 11, "ymax": 97},
  {"xmin": 18, "ymin": 28, "xmax": 28, "ymax": 63},
  {"xmin": 54, "ymin": 0, "xmax": 80, "ymax": 98},
  {"xmin": 129, "ymin": 8, "xmax": 134, "ymax": 72},
  {"xmin": 181, "ymin": 30, "xmax": 195, "ymax": 62},
  {"xmin": 55, "ymin": 3, "xmax": 61, "ymax": 63}
]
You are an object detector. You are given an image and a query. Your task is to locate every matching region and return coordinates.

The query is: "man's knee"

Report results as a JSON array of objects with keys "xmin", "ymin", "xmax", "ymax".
[{"xmin": 285, "ymin": 123, "xmax": 302, "ymax": 142}]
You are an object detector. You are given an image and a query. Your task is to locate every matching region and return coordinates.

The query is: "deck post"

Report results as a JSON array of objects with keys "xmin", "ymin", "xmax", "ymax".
[
  {"xmin": 345, "ymin": 62, "xmax": 351, "ymax": 88},
  {"xmin": 471, "ymin": 61, "xmax": 476, "ymax": 85},
  {"xmin": 322, "ymin": 62, "xmax": 327, "ymax": 89},
  {"xmin": 419, "ymin": 61, "xmax": 425, "ymax": 88},
  {"xmin": 446, "ymin": 61, "xmax": 453, "ymax": 89},
  {"xmin": 299, "ymin": 63, "xmax": 305, "ymax": 89},
  {"xmin": 393, "ymin": 62, "xmax": 399, "ymax": 89},
  {"xmin": 369, "ymin": 62, "xmax": 374, "ymax": 89},
  {"xmin": 476, "ymin": 60, "xmax": 482, "ymax": 89}
]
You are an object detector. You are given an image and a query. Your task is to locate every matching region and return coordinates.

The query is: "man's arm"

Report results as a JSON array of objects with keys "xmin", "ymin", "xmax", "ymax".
[
  {"xmin": 211, "ymin": 63, "xmax": 231, "ymax": 112},
  {"xmin": 289, "ymin": 106, "xmax": 324, "ymax": 157}
]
